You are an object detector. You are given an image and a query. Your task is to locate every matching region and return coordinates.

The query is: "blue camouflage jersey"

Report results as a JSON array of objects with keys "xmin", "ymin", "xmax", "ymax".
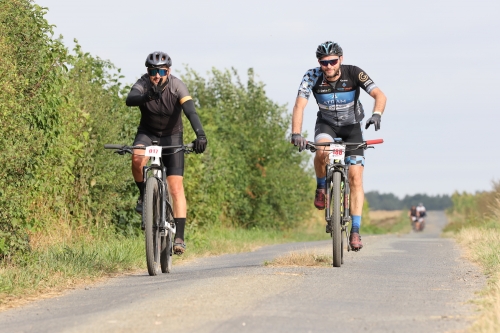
[{"xmin": 297, "ymin": 65, "xmax": 377, "ymax": 127}]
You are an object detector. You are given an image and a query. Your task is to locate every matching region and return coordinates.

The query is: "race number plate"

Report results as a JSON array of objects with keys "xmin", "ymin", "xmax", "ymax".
[
  {"xmin": 144, "ymin": 146, "xmax": 162, "ymax": 158},
  {"xmin": 329, "ymin": 144, "xmax": 345, "ymax": 162}
]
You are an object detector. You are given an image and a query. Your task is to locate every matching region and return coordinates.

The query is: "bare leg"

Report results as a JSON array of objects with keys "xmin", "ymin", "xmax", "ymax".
[
  {"xmin": 132, "ymin": 145, "xmax": 149, "ymax": 182},
  {"xmin": 167, "ymin": 175, "xmax": 186, "ymax": 244},
  {"xmin": 313, "ymin": 139, "xmax": 330, "ymax": 178},
  {"xmin": 166, "ymin": 175, "xmax": 186, "ymax": 218},
  {"xmin": 348, "ymin": 165, "xmax": 364, "ymax": 216}
]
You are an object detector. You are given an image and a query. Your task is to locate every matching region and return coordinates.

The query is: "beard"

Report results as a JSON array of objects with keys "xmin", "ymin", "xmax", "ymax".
[{"xmin": 324, "ymin": 67, "xmax": 341, "ymax": 81}]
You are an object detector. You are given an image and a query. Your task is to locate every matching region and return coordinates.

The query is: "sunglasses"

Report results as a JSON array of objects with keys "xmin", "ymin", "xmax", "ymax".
[
  {"xmin": 319, "ymin": 59, "xmax": 340, "ymax": 67},
  {"xmin": 147, "ymin": 68, "xmax": 168, "ymax": 76}
]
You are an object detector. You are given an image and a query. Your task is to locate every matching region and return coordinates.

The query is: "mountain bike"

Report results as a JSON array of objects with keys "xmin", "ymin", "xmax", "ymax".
[
  {"xmin": 104, "ymin": 141, "xmax": 193, "ymax": 276},
  {"xmin": 305, "ymin": 138, "xmax": 383, "ymax": 267}
]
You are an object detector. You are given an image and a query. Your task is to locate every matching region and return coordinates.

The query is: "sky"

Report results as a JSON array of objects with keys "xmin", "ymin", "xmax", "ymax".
[{"xmin": 36, "ymin": 0, "xmax": 500, "ymax": 198}]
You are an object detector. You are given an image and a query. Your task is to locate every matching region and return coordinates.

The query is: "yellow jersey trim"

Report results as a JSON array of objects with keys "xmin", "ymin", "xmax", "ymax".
[{"xmin": 180, "ymin": 96, "xmax": 192, "ymax": 104}]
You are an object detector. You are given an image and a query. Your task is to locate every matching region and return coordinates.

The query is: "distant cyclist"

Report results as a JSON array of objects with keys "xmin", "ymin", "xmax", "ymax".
[
  {"xmin": 409, "ymin": 205, "xmax": 418, "ymax": 229},
  {"xmin": 291, "ymin": 41, "xmax": 387, "ymax": 251},
  {"xmin": 125, "ymin": 51, "xmax": 207, "ymax": 254},
  {"xmin": 416, "ymin": 203, "xmax": 426, "ymax": 230}
]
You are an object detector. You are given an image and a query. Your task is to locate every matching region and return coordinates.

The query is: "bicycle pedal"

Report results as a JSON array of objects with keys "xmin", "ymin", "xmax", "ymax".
[{"xmin": 325, "ymin": 224, "xmax": 332, "ymax": 233}]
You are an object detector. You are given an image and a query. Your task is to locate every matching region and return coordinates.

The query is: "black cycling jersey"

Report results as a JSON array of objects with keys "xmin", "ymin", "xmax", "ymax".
[
  {"xmin": 410, "ymin": 207, "xmax": 417, "ymax": 217},
  {"xmin": 126, "ymin": 74, "xmax": 205, "ymax": 138},
  {"xmin": 298, "ymin": 65, "xmax": 377, "ymax": 127}
]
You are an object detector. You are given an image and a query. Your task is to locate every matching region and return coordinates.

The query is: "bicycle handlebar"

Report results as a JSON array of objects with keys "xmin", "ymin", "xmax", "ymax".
[
  {"xmin": 365, "ymin": 139, "xmax": 384, "ymax": 145},
  {"xmin": 308, "ymin": 139, "xmax": 383, "ymax": 147},
  {"xmin": 104, "ymin": 144, "xmax": 127, "ymax": 149},
  {"xmin": 104, "ymin": 143, "xmax": 194, "ymax": 154},
  {"xmin": 305, "ymin": 139, "xmax": 383, "ymax": 152}
]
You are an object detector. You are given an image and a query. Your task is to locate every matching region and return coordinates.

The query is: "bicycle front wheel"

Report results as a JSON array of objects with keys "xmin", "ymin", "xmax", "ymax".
[
  {"xmin": 330, "ymin": 171, "xmax": 342, "ymax": 267},
  {"xmin": 144, "ymin": 177, "xmax": 161, "ymax": 276}
]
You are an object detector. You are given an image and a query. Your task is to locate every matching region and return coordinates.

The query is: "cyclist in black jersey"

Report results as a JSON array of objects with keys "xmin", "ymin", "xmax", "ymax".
[
  {"xmin": 291, "ymin": 41, "xmax": 387, "ymax": 251},
  {"xmin": 125, "ymin": 51, "xmax": 207, "ymax": 254}
]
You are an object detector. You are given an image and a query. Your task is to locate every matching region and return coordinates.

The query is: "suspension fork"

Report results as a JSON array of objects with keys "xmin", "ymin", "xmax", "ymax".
[
  {"xmin": 343, "ymin": 163, "xmax": 351, "ymax": 220},
  {"xmin": 325, "ymin": 165, "xmax": 332, "ymax": 224},
  {"xmin": 161, "ymin": 166, "xmax": 167, "ymax": 229}
]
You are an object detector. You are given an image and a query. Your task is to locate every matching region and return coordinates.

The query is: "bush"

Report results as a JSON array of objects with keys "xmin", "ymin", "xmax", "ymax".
[
  {"xmin": 0, "ymin": 1, "xmax": 316, "ymax": 259},
  {"xmin": 180, "ymin": 67, "xmax": 315, "ymax": 230}
]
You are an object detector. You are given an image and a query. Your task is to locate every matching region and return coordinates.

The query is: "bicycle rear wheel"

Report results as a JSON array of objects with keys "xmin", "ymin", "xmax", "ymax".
[
  {"xmin": 330, "ymin": 171, "xmax": 342, "ymax": 267},
  {"xmin": 144, "ymin": 177, "xmax": 161, "ymax": 276},
  {"xmin": 161, "ymin": 187, "xmax": 174, "ymax": 273}
]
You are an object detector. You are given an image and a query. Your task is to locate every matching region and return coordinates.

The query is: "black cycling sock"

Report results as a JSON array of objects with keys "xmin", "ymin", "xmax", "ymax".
[
  {"xmin": 174, "ymin": 218, "xmax": 186, "ymax": 241},
  {"xmin": 135, "ymin": 181, "xmax": 144, "ymax": 199}
]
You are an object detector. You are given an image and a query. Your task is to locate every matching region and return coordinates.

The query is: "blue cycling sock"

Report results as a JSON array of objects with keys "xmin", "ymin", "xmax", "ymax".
[
  {"xmin": 316, "ymin": 177, "xmax": 326, "ymax": 189},
  {"xmin": 351, "ymin": 215, "xmax": 361, "ymax": 234}
]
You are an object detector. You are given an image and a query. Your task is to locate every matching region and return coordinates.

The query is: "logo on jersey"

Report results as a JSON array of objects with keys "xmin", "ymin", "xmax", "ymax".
[
  {"xmin": 358, "ymin": 72, "xmax": 369, "ymax": 82},
  {"xmin": 317, "ymin": 87, "xmax": 332, "ymax": 93}
]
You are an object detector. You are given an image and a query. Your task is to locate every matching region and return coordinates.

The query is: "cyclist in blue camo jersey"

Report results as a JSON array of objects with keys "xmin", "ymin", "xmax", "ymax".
[
  {"xmin": 291, "ymin": 41, "xmax": 387, "ymax": 251},
  {"xmin": 125, "ymin": 51, "xmax": 207, "ymax": 255}
]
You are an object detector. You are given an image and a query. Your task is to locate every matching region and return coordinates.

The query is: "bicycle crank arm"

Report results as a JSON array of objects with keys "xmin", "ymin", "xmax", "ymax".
[
  {"xmin": 164, "ymin": 221, "xmax": 177, "ymax": 234},
  {"xmin": 344, "ymin": 230, "xmax": 352, "ymax": 252}
]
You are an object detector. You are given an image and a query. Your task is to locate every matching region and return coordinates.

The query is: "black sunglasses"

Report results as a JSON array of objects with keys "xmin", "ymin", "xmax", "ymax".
[
  {"xmin": 147, "ymin": 68, "xmax": 168, "ymax": 76},
  {"xmin": 319, "ymin": 59, "xmax": 339, "ymax": 67}
]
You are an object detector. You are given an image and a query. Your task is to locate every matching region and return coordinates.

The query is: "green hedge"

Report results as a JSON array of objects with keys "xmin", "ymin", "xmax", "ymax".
[{"xmin": 0, "ymin": 0, "xmax": 315, "ymax": 259}]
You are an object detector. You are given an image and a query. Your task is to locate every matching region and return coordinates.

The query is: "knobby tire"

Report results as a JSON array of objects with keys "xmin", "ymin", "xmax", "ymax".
[
  {"xmin": 330, "ymin": 171, "xmax": 342, "ymax": 267},
  {"xmin": 144, "ymin": 177, "xmax": 161, "ymax": 276}
]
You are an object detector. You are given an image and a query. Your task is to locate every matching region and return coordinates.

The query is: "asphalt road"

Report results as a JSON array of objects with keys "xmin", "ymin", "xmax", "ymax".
[{"xmin": 0, "ymin": 211, "xmax": 485, "ymax": 333}]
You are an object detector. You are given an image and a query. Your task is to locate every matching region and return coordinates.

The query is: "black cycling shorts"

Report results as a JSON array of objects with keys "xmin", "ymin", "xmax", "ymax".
[
  {"xmin": 133, "ymin": 130, "xmax": 184, "ymax": 176},
  {"xmin": 314, "ymin": 119, "xmax": 365, "ymax": 160}
]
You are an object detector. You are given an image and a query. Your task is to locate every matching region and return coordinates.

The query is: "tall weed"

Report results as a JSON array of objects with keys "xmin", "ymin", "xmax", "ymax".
[{"xmin": 446, "ymin": 182, "xmax": 500, "ymax": 332}]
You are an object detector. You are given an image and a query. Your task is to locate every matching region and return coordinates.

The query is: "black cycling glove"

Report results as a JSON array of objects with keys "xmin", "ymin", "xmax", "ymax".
[
  {"xmin": 365, "ymin": 113, "xmax": 381, "ymax": 131},
  {"xmin": 145, "ymin": 78, "xmax": 169, "ymax": 102},
  {"xmin": 291, "ymin": 134, "xmax": 307, "ymax": 152},
  {"xmin": 145, "ymin": 84, "xmax": 161, "ymax": 101},
  {"xmin": 193, "ymin": 135, "xmax": 207, "ymax": 154}
]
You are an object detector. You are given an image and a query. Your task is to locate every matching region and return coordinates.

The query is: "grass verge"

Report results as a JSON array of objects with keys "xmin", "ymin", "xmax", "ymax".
[
  {"xmin": 364, "ymin": 210, "xmax": 410, "ymax": 235},
  {"xmin": 448, "ymin": 223, "xmax": 500, "ymax": 332},
  {"xmin": 445, "ymin": 184, "xmax": 500, "ymax": 332}
]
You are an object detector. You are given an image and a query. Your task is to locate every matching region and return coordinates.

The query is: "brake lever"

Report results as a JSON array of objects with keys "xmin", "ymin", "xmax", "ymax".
[
  {"xmin": 305, "ymin": 142, "xmax": 317, "ymax": 153},
  {"xmin": 114, "ymin": 148, "xmax": 132, "ymax": 155}
]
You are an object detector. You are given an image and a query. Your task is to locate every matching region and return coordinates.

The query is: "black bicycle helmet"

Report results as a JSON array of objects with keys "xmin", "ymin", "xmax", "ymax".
[
  {"xmin": 145, "ymin": 51, "xmax": 172, "ymax": 68},
  {"xmin": 316, "ymin": 41, "xmax": 343, "ymax": 59}
]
